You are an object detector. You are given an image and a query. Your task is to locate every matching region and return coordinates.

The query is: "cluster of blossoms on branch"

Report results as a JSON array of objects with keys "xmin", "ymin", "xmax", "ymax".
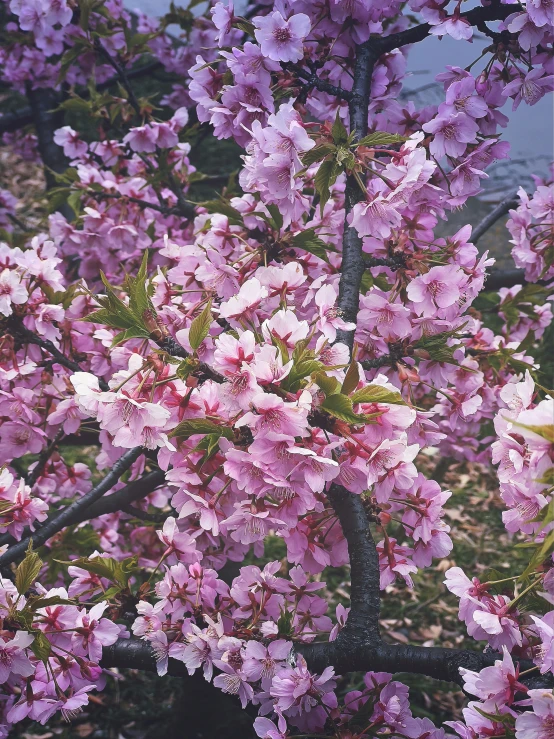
[{"xmin": 0, "ymin": 0, "xmax": 552, "ymax": 736}]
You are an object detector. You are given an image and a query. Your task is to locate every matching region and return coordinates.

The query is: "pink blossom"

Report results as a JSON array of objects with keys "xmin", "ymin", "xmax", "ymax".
[
  {"xmin": 71, "ymin": 601, "xmax": 121, "ymax": 662},
  {"xmin": 423, "ymin": 113, "xmax": 479, "ymax": 158},
  {"xmin": 460, "ymin": 647, "xmax": 527, "ymax": 703},
  {"xmin": 236, "ymin": 393, "xmax": 309, "ymax": 439},
  {"xmin": 0, "ymin": 269, "xmax": 28, "ymax": 316},
  {"xmin": 253, "ymin": 11, "xmax": 311, "ymax": 63},
  {"xmin": 515, "ymin": 689, "xmax": 554, "ymax": 739},
  {"xmin": 406, "ymin": 265, "xmax": 466, "ymax": 316},
  {"xmin": 270, "ymin": 655, "xmax": 337, "ymax": 715},
  {"xmin": 213, "ymin": 660, "xmax": 254, "ymax": 708},
  {"xmin": 0, "ymin": 631, "xmax": 35, "ymax": 683}
]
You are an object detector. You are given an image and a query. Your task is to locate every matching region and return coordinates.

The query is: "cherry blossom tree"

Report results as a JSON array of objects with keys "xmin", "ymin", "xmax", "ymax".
[{"xmin": 0, "ymin": 0, "xmax": 553, "ymax": 736}]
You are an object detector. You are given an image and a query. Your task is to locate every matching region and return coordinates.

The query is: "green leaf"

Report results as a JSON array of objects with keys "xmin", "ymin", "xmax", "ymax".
[
  {"xmin": 292, "ymin": 228, "xmax": 334, "ymax": 263},
  {"xmin": 355, "ymin": 132, "xmax": 406, "ymax": 148},
  {"xmin": 111, "ymin": 326, "xmax": 150, "ymax": 347},
  {"xmin": 55, "ymin": 555, "xmax": 138, "ymax": 589},
  {"xmin": 98, "ymin": 586, "xmax": 123, "ymax": 602},
  {"xmin": 313, "ymin": 371, "xmax": 341, "ymax": 397},
  {"xmin": 314, "ymin": 159, "xmax": 340, "ymax": 213},
  {"xmin": 201, "ymin": 198, "xmax": 244, "ymax": 226},
  {"xmin": 15, "ymin": 542, "xmax": 42, "ymax": 595},
  {"xmin": 341, "ymin": 361, "xmax": 360, "ymax": 396},
  {"xmin": 350, "ymin": 384, "xmax": 406, "ymax": 405},
  {"xmin": 511, "ymin": 419, "xmax": 554, "ymax": 443},
  {"xmin": 281, "ymin": 359, "xmax": 323, "ymax": 393},
  {"xmin": 516, "ymin": 329, "xmax": 536, "ymax": 354},
  {"xmin": 266, "ymin": 204, "xmax": 284, "ymax": 232},
  {"xmin": 30, "ymin": 631, "xmax": 50, "ymax": 663},
  {"xmin": 169, "ymin": 418, "xmax": 234, "ymax": 440},
  {"xmin": 331, "ymin": 111, "xmax": 348, "ymax": 146},
  {"xmin": 301, "ymin": 144, "xmax": 336, "ymax": 168},
  {"xmin": 321, "ymin": 394, "xmax": 366, "ymax": 424},
  {"xmin": 233, "ymin": 17, "xmax": 255, "ymax": 35},
  {"xmin": 25, "ymin": 594, "xmax": 75, "ymax": 611},
  {"xmin": 189, "ymin": 300, "xmax": 213, "ymax": 352}
]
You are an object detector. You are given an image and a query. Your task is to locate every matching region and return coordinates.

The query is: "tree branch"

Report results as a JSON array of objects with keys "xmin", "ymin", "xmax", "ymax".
[
  {"xmin": 91, "ymin": 190, "xmax": 195, "ymax": 219},
  {"xmin": 472, "ymin": 192, "xmax": 519, "ymax": 244},
  {"xmin": 365, "ymin": 255, "xmax": 406, "ymax": 270},
  {"xmin": 26, "ymin": 429, "xmax": 64, "ymax": 488},
  {"xmin": 0, "ymin": 468, "xmax": 166, "ymax": 550},
  {"xmin": 323, "ymin": 40, "xmax": 384, "ymax": 655},
  {"xmin": 327, "ymin": 484, "xmax": 381, "ymax": 645},
  {"xmin": 335, "ymin": 40, "xmax": 381, "ymax": 352},
  {"xmin": 378, "ymin": 3, "xmax": 522, "ymax": 55},
  {"xmin": 0, "ymin": 446, "xmax": 144, "ymax": 568},
  {"xmin": 285, "ymin": 63, "xmax": 354, "ymax": 100},
  {"xmin": 7, "ymin": 318, "xmax": 110, "ymax": 391},
  {"xmin": 101, "ymin": 637, "xmax": 553, "ymax": 690},
  {"xmin": 484, "ymin": 268, "xmax": 528, "ymax": 291}
]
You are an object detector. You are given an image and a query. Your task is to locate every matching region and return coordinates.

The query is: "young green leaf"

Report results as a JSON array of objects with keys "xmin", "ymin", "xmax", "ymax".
[
  {"xmin": 350, "ymin": 385, "xmax": 406, "ymax": 405},
  {"xmin": 341, "ymin": 361, "xmax": 361, "ymax": 395},
  {"xmin": 321, "ymin": 394, "xmax": 366, "ymax": 424},
  {"xmin": 354, "ymin": 132, "xmax": 406, "ymax": 148},
  {"xmin": 331, "ymin": 111, "xmax": 349, "ymax": 146},
  {"xmin": 15, "ymin": 542, "xmax": 43, "ymax": 595},
  {"xmin": 301, "ymin": 143, "xmax": 336, "ymax": 168},
  {"xmin": 169, "ymin": 418, "xmax": 234, "ymax": 440},
  {"xmin": 314, "ymin": 159, "xmax": 340, "ymax": 213},
  {"xmin": 189, "ymin": 300, "xmax": 213, "ymax": 352}
]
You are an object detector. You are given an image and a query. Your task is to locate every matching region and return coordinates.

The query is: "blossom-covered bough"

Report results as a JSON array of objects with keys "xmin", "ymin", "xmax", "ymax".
[{"xmin": 0, "ymin": 0, "xmax": 553, "ymax": 736}]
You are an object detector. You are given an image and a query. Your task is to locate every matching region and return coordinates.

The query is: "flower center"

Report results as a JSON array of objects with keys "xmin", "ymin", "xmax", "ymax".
[{"xmin": 273, "ymin": 27, "xmax": 292, "ymax": 43}]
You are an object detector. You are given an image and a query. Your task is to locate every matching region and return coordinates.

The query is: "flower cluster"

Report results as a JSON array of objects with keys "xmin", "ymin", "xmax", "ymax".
[{"xmin": 0, "ymin": 0, "xmax": 552, "ymax": 735}]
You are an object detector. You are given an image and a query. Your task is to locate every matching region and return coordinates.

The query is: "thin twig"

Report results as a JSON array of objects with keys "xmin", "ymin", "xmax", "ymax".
[{"xmin": 93, "ymin": 40, "xmax": 142, "ymax": 116}]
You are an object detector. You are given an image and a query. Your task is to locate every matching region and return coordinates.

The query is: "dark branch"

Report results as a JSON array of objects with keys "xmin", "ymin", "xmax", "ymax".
[
  {"xmin": 335, "ymin": 40, "xmax": 380, "ymax": 352},
  {"xmin": 101, "ymin": 637, "xmax": 553, "ymax": 690},
  {"xmin": 90, "ymin": 190, "xmax": 195, "ymax": 219},
  {"xmin": 365, "ymin": 255, "xmax": 406, "ymax": 270},
  {"xmin": 378, "ymin": 3, "xmax": 522, "ymax": 54},
  {"xmin": 328, "ymin": 485, "xmax": 381, "ymax": 644},
  {"xmin": 0, "ymin": 447, "xmax": 143, "ymax": 568},
  {"xmin": 7, "ymin": 318, "xmax": 110, "ymax": 391},
  {"xmin": 26, "ymin": 429, "xmax": 64, "ymax": 488},
  {"xmin": 324, "ymin": 40, "xmax": 383, "ymax": 655},
  {"xmin": 297, "ymin": 641, "xmax": 548, "ymax": 687},
  {"xmin": 156, "ymin": 335, "xmax": 226, "ymax": 383},
  {"xmin": 285, "ymin": 63, "xmax": 354, "ymax": 100},
  {"xmin": 25, "ymin": 85, "xmax": 68, "ymax": 190},
  {"xmin": 472, "ymin": 192, "xmax": 519, "ymax": 244},
  {"xmin": 484, "ymin": 268, "xmax": 527, "ymax": 291},
  {"xmin": 0, "ymin": 468, "xmax": 166, "ymax": 550}
]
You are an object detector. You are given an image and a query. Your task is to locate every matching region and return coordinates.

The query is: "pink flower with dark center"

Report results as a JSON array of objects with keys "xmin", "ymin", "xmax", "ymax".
[
  {"xmin": 460, "ymin": 647, "xmax": 527, "ymax": 703},
  {"xmin": 0, "ymin": 268, "xmax": 28, "ymax": 317},
  {"xmin": 423, "ymin": 112, "xmax": 479, "ymax": 158},
  {"xmin": 0, "ymin": 631, "xmax": 35, "ymax": 683},
  {"xmin": 71, "ymin": 601, "xmax": 121, "ymax": 662},
  {"xmin": 213, "ymin": 660, "xmax": 254, "ymax": 708},
  {"xmin": 253, "ymin": 11, "xmax": 311, "ymax": 63},
  {"xmin": 406, "ymin": 265, "xmax": 466, "ymax": 316},
  {"xmin": 236, "ymin": 392, "xmax": 309, "ymax": 439},
  {"xmin": 515, "ymin": 689, "xmax": 554, "ymax": 739}
]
